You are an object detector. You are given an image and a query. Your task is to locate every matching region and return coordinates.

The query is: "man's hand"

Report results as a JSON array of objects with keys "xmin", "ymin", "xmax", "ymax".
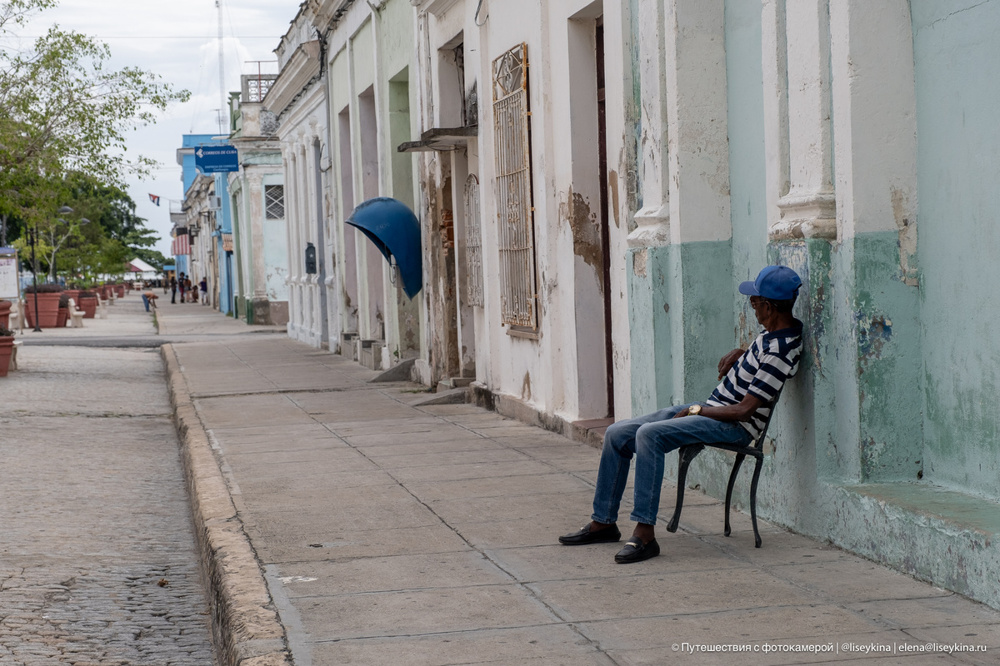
[{"xmin": 717, "ymin": 348, "xmax": 746, "ymax": 379}]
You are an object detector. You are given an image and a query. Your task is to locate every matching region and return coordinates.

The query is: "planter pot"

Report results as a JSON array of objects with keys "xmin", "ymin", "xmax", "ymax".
[
  {"xmin": 57, "ymin": 307, "xmax": 69, "ymax": 328},
  {"xmin": 63, "ymin": 289, "xmax": 81, "ymax": 305},
  {"xmin": 0, "ymin": 336, "xmax": 13, "ymax": 377},
  {"xmin": 25, "ymin": 292, "xmax": 61, "ymax": 328},
  {"xmin": 78, "ymin": 296, "xmax": 98, "ymax": 319},
  {"xmin": 115, "ymin": 285, "xmax": 125, "ymax": 298},
  {"xmin": 0, "ymin": 300, "xmax": 11, "ymax": 329}
]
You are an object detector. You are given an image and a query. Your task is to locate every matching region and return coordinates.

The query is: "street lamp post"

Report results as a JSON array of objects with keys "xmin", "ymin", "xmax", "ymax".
[{"xmin": 29, "ymin": 223, "xmax": 41, "ymax": 333}]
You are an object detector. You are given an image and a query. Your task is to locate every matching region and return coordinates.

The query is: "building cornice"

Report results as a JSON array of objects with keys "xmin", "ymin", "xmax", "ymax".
[
  {"xmin": 265, "ymin": 41, "xmax": 322, "ymax": 117},
  {"xmin": 413, "ymin": 0, "xmax": 460, "ymax": 17}
]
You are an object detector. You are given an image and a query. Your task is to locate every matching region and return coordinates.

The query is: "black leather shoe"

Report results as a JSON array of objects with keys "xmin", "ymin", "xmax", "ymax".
[
  {"xmin": 558, "ymin": 524, "xmax": 622, "ymax": 545},
  {"xmin": 614, "ymin": 538, "xmax": 660, "ymax": 563}
]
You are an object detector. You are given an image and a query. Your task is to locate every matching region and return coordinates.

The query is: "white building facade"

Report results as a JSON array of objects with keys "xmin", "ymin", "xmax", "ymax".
[
  {"xmin": 267, "ymin": 7, "xmax": 333, "ymax": 347},
  {"xmin": 270, "ymin": 0, "xmax": 421, "ymax": 367},
  {"xmin": 229, "ymin": 75, "xmax": 289, "ymax": 326},
  {"xmin": 409, "ymin": 0, "xmax": 630, "ymax": 435},
  {"xmin": 180, "ymin": 173, "xmax": 218, "ymax": 306},
  {"xmin": 258, "ymin": 0, "xmax": 1000, "ymax": 609}
]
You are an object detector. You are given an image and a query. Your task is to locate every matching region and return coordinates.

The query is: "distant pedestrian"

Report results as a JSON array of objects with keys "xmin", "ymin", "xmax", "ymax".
[
  {"xmin": 191, "ymin": 282, "xmax": 199, "ymax": 304},
  {"xmin": 199, "ymin": 278, "xmax": 208, "ymax": 305},
  {"xmin": 170, "ymin": 276, "xmax": 177, "ymax": 304},
  {"xmin": 141, "ymin": 290, "xmax": 158, "ymax": 311},
  {"xmin": 178, "ymin": 274, "xmax": 186, "ymax": 303},
  {"xmin": 184, "ymin": 278, "xmax": 192, "ymax": 303}
]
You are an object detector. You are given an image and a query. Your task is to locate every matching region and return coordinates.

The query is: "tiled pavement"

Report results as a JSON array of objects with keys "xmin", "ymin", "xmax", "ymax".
[{"xmin": 156, "ymin": 302, "xmax": 1000, "ymax": 666}]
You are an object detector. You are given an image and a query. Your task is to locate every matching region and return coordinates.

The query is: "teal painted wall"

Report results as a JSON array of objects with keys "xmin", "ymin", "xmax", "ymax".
[
  {"xmin": 627, "ymin": 249, "xmax": 665, "ymax": 414},
  {"xmin": 644, "ymin": 1, "xmax": 925, "ymax": 525},
  {"xmin": 912, "ymin": 0, "xmax": 1000, "ymax": 498},
  {"xmin": 628, "ymin": 241, "xmax": 733, "ymax": 416},
  {"xmin": 724, "ymin": 0, "xmax": 769, "ymax": 342},
  {"xmin": 620, "ymin": 0, "xmax": 1000, "ymax": 610},
  {"xmin": 850, "ymin": 232, "xmax": 923, "ymax": 482}
]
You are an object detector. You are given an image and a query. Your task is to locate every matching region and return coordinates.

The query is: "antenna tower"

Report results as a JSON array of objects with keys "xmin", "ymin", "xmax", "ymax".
[{"xmin": 217, "ymin": 0, "xmax": 225, "ymax": 135}]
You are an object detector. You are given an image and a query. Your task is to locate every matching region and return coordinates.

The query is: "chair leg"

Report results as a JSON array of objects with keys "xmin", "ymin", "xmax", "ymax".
[
  {"xmin": 749, "ymin": 456, "xmax": 764, "ymax": 548},
  {"xmin": 724, "ymin": 453, "xmax": 746, "ymax": 537},
  {"xmin": 666, "ymin": 445, "xmax": 703, "ymax": 532}
]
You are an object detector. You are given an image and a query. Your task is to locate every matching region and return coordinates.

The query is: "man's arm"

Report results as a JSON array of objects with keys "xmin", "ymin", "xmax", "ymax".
[
  {"xmin": 674, "ymin": 393, "xmax": 764, "ymax": 423},
  {"xmin": 717, "ymin": 348, "xmax": 746, "ymax": 379}
]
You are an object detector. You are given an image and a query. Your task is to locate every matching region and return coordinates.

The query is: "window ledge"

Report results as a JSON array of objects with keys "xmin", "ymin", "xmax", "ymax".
[{"xmin": 505, "ymin": 326, "xmax": 539, "ymax": 341}]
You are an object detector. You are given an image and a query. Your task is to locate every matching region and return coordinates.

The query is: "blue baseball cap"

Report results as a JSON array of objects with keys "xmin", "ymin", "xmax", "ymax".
[{"xmin": 738, "ymin": 265, "xmax": 802, "ymax": 301}]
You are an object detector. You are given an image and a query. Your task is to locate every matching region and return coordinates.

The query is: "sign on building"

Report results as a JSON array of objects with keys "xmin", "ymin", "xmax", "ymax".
[
  {"xmin": 0, "ymin": 250, "xmax": 19, "ymax": 299},
  {"xmin": 194, "ymin": 145, "xmax": 239, "ymax": 173}
]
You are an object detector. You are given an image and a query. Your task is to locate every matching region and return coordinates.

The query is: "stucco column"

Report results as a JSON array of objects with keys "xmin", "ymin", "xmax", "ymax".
[
  {"xmin": 765, "ymin": 0, "xmax": 837, "ymax": 240},
  {"xmin": 250, "ymin": 173, "xmax": 267, "ymax": 300},
  {"xmin": 830, "ymin": 0, "xmax": 917, "ymax": 262},
  {"xmin": 627, "ymin": 0, "xmax": 670, "ymax": 248},
  {"xmin": 284, "ymin": 150, "xmax": 297, "ymax": 334},
  {"xmin": 627, "ymin": 0, "xmax": 733, "ymax": 414},
  {"xmin": 822, "ymin": 0, "xmax": 922, "ymax": 483},
  {"xmin": 664, "ymin": 0, "xmax": 731, "ymax": 245},
  {"xmin": 626, "ymin": 0, "xmax": 733, "ymax": 249},
  {"xmin": 299, "ymin": 139, "xmax": 318, "ymax": 340}
]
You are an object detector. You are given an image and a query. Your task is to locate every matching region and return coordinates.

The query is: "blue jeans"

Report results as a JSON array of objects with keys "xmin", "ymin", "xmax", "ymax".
[{"xmin": 592, "ymin": 404, "xmax": 753, "ymax": 526}]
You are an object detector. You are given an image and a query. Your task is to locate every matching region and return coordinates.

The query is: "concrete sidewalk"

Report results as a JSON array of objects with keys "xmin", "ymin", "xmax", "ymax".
[{"xmin": 153, "ymin": 304, "xmax": 1000, "ymax": 665}]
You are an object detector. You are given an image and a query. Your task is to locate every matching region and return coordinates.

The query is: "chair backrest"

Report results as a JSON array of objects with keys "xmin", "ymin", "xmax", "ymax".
[
  {"xmin": 751, "ymin": 387, "xmax": 784, "ymax": 450},
  {"xmin": 68, "ymin": 298, "xmax": 78, "ymax": 310}
]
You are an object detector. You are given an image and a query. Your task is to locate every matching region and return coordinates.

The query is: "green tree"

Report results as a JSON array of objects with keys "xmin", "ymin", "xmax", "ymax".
[
  {"xmin": 0, "ymin": 0, "xmax": 189, "ymax": 184},
  {"xmin": 0, "ymin": 0, "xmax": 188, "ymax": 273},
  {"xmin": 9, "ymin": 171, "xmax": 168, "ymax": 282}
]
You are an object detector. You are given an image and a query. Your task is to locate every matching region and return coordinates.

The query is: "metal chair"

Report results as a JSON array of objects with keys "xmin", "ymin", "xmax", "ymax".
[{"xmin": 665, "ymin": 391, "xmax": 783, "ymax": 548}]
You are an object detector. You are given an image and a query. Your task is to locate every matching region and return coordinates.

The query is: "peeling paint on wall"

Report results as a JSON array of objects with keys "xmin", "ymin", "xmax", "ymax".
[
  {"xmin": 561, "ymin": 189, "xmax": 603, "ymax": 288},
  {"xmin": 736, "ymin": 308, "xmax": 756, "ymax": 350},
  {"xmin": 608, "ymin": 170, "xmax": 621, "ymax": 228},
  {"xmin": 891, "ymin": 187, "xmax": 918, "ymax": 286},
  {"xmin": 632, "ymin": 248, "xmax": 647, "ymax": 277},
  {"xmin": 856, "ymin": 311, "xmax": 893, "ymax": 363}
]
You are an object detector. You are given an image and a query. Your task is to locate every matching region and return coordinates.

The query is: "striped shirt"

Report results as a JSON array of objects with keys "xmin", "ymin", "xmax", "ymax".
[{"xmin": 706, "ymin": 320, "xmax": 803, "ymax": 438}]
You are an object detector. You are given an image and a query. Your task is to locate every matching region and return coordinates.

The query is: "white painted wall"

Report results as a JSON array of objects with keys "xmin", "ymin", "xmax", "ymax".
[
  {"xmin": 270, "ymin": 3, "xmax": 332, "ymax": 349},
  {"xmin": 414, "ymin": 0, "xmax": 631, "ymax": 423}
]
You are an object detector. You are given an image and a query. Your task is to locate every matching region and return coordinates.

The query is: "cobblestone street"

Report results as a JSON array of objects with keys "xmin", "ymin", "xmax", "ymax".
[
  {"xmin": 0, "ymin": 329, "xmax": 215, "ymax": 664},
  {"xmin": 4, "ymin": 295, "xmax": 1000, "ymax": 665}
]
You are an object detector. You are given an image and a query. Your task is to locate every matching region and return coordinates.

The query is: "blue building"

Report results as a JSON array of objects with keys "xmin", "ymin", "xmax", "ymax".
[{"xmin": 175, "ymin": 134, "xmax": 235, "ymax": 314}]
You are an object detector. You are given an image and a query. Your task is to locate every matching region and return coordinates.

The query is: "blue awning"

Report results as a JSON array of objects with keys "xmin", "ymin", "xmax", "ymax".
[{"xmin": 346, "ymin": 197, "xmax": 422, "ymax": 299}]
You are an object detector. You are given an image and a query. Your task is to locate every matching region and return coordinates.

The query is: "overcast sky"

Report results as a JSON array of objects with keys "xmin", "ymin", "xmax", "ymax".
[{"xmin": 32, "ymin": 0, "xmax": 303, "ymax": 258}]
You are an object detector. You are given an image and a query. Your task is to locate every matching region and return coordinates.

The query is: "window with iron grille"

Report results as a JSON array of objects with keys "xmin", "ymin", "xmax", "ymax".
[
  {"xmin": 264, "ymin": 185, "xmax": 284, "ymax": 220},
  {"xmin": 464, "ymin": 174, "xmax": 484, "ymax": 307},
  {"xmin": 492, "ymin": 43, "xmax": 538, "ymax": 330}
]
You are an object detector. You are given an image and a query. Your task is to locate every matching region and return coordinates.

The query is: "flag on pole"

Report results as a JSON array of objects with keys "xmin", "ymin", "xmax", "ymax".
[{"xmin": 149, "ymin": 194, "xmax": 161, "ymax": 206}]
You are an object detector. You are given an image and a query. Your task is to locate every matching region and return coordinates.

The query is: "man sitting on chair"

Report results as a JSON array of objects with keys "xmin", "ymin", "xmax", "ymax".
[{"xmin": 559, "ymin": 265, "xmax": 804, "ymax": 563}]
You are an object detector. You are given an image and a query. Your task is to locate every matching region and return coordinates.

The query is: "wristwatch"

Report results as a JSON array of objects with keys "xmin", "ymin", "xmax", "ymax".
[{"xmin": 688, "ymin": 404, "xmax": 702, "ymax": 416}]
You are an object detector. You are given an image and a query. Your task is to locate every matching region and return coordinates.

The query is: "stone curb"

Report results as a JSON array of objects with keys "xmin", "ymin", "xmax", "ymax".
[{"xmin": 161, "ymin": 344, "xmax": 292, "ymax": 666}]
